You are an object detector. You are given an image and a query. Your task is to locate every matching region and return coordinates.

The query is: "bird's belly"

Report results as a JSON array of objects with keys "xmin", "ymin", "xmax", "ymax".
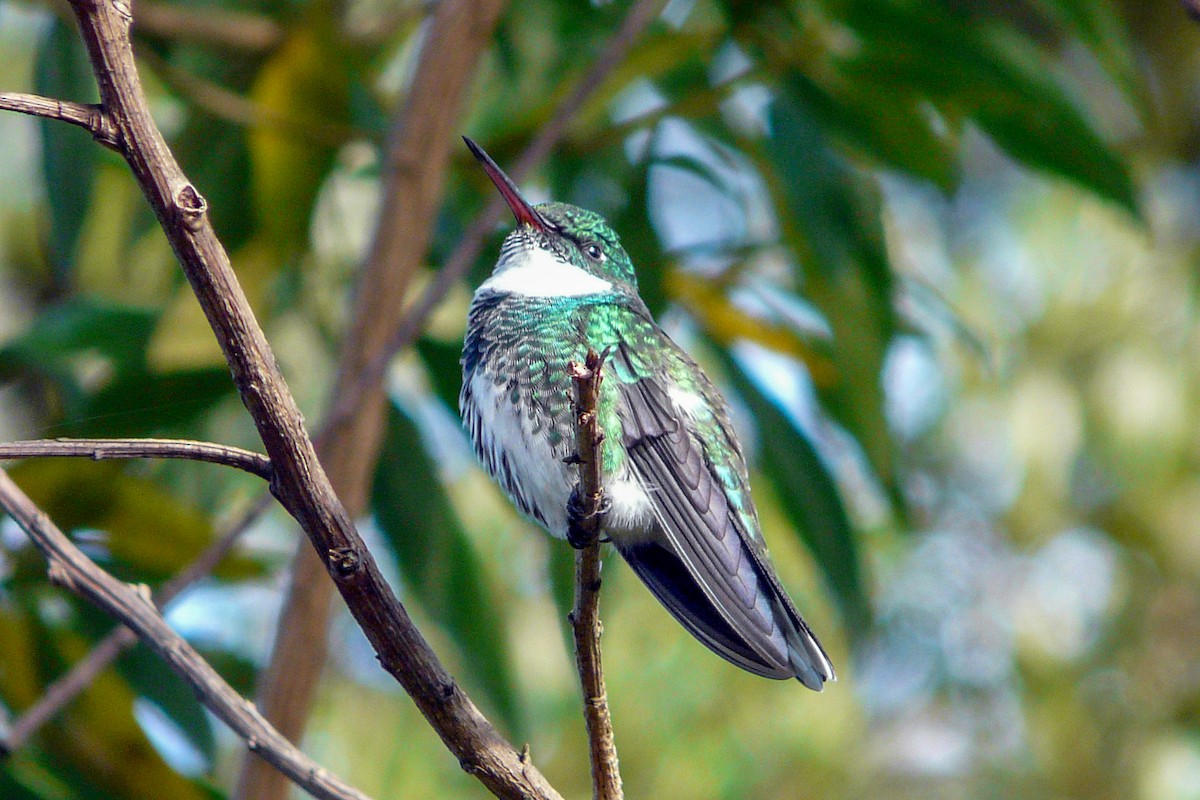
[{"xmin": 463, "ymin": 368, "xmax": 575, "ymax": 538}]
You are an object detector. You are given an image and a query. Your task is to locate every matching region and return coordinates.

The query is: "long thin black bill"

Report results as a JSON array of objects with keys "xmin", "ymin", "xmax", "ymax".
[{"xmin": 463, "ymin": 136, "xmax": 549, "ymax": 232}]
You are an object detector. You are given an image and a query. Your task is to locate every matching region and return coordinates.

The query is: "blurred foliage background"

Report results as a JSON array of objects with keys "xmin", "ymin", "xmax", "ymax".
[{"xmin": 0, "ymin": 0, "xmax": 1197, "ymax": 798}]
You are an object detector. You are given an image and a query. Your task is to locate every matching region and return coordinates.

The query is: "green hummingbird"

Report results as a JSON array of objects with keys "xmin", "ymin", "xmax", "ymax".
[{"xmin": 459, "ymin": 137, "xmax": 834, "ymax": 689}]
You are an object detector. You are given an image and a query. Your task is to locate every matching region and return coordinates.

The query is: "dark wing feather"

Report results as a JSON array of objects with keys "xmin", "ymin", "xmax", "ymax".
[{"xmin": 613, "ymin": 347, "xmax": 798, "ymax": 678}]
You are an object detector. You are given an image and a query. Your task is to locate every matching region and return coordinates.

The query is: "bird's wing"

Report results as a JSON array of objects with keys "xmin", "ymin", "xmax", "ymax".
[{"xmin": 610, "ymin": 340, "xmax": 824, "ymax": 681}]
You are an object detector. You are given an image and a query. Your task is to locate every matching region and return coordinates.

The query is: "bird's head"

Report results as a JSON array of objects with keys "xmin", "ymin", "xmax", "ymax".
[{"xmin": 464, "ymin": 137, "xmax": 638, "ymax": 297}]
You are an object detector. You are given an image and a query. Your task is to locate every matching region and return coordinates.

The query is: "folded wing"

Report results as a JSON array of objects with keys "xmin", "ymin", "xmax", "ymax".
[{"xmin": 610, "ymin": 344, "xmax": 834, "ymax": 688}]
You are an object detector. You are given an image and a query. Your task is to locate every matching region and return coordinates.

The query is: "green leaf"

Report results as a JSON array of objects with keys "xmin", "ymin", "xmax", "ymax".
[
  {"xmin": 1028, "ymin": 0, "xmax": 1144, "ymax": 106},
  {"xmin": 34, "ymin": 18, "xmax": 100, "ymax": 283},
  {"xmin": 8, "ymin": 460, "xmax": 262, "ymax": 584},
  {"xmin": 718, "ymin": 349, "xmax": 870, "ymax": 635},
  {"xmin": 836, "ymin": 1, "xmax": 1137, "ymax": 213},
  {"xmin": 44, "ymin": 633, "xmax": 212, "ymax": 800},
  {"xmin": 173, "ymin": 118, "xmax": 255, "ymax": 254},
  {"xmin": 73, "ymin": 367, "xmax": 234, "ymax": 438},
  {"xmin": 784, "ymin": 72, "xmax": 958, "ymax": 190},
  {"xmin": 116, "ymin": 646, "xmax": 215, "ymax": 766},
  {"xmin": 0, "ymin": 298, "xmax": 236, "ymax": 435},
  {"xmin": 247, "ymin": 23, "xmax": 350, "ymax": 256},
  {"xmin": 0, "ymin": 299, "xmax": 156, "ymax": 375},
  {"xmin": 765, "ymin": 83, "xmax": 901, "ymax": 515},
  {"xmin": 372, "ymin": 402, "xmax": 521, "ymax": 735},
  {"xmin": 415, "ymin": 338, "xmax": 464, "ymax": 413},
  {"xmin": 544, "ymin": 539, "xmax": 577, "ymax": 656}
]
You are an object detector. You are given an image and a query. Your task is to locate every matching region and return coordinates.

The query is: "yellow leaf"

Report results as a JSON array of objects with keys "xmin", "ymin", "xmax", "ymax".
[
  {"xmin": 10, "ymin": 460, "xmax": 262, "ymax": 581},
  {"xmin": 666, "ymin": 270, "xmax": 837, "ymax": 385},
  {"xmin": 248, "ymin": 24, "xmax": 350, "ymax": 254},
  {"xmin": 146, "ymin": 235, "xmax": 281, "ymax": 370}
]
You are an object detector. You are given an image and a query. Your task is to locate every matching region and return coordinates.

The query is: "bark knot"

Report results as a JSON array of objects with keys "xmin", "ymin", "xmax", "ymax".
[
  {"xmin": 327, "ymin": 547, "xmax": 361, "ymax": 578},
  {"xmin": 174, "ymin": 184, "xmax": 208, "ymax": 229}
]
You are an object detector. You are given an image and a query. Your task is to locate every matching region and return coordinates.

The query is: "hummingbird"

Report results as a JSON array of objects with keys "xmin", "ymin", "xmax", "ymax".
[{"xmin": 459, "ymin": 137, "xmax": 834, "ymax": 690}]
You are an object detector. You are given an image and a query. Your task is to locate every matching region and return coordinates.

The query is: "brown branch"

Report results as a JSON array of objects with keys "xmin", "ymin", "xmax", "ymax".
[
  {"xmin": 134, "ymin": 1, "xmax": 284, "ymax": 53},
  {"xmin": 0, "ymin": 92, "xmax": 119, "ymax": 148},
  {"xmin": 567, "ymin": 350, "xmax": 623, "ymax": 800},
  {"xmin": 324, "ymin": 0, "xmax": 670, "ymax": 433},
  {"xmin": 0, "ymin": 437, "xmax": 272, "ymax": 480},
  {"xmin": 0, "ymin": 469, "xmax": 370, "ymax": 800},
  {"xmin": 236, "ymin": 2, "xmax": 512, "ymax": 800},
  {"xmin": 0, "ymin": 491, "xmax": 272, "ymax": 756},
  {"xmin": 0, "ymin": 1, "xmax": 558, "ymax": 799}
]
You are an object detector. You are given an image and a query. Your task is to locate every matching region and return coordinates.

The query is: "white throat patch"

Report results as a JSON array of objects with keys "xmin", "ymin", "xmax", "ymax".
[{"xmin": 478, "ymin": 246, "xmax": 612, "ymax": 298}]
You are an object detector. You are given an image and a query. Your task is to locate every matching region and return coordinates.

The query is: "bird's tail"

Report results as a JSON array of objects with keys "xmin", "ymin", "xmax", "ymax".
[{"xmin": 617, "ymin": 538, "xmax": 834, "ymax": 689}]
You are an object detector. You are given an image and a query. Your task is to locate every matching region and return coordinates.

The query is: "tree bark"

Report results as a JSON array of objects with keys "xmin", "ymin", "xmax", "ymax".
[{"xmin": 234, "ymin": 4, "xmax": 509, "ymax": 800}]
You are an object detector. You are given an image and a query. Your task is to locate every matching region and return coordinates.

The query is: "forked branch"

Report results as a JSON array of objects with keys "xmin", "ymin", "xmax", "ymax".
[
  {"xmin": 0, "ymin": 1, "xmax": 561, "ymax": 797},
  {"xmin": 0, "ymin": 492, "xmax": 273, "ymax": 756},
  {"xmin": 0, "ymin": 92, "xmax": 118, "ymax": 147},
  {"xmin": 0, "ymin": 469, "xmax": 369, "ymax": 800}
]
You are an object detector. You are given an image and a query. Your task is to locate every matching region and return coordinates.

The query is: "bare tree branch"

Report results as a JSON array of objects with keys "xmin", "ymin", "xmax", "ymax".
[
  {"xmin": 0, "ymin": 438, "xmax": 272, "ymax": 479},
  {"xmin": 0, "ymin": 491, "xmax": 273, "ymax": 756},
  {"xmin": 324, "ymin": 0, "xmax": 669, "ymax": 434},
  {"xmin": 237, "ymin": 2, "xmax": 512, "ymax": 799},
  {"xmin": 0, "ymin": 1, "xmax": 562, "ymax": 797},
  {"xmin": 0, "ymin": 469, "xmax": 370, "ymax": 800},
  {"xmin": 567, "ymin": 350, "xmax": 623, "ymax": 800},
  {"xmin": 0, "ymin": 92, "xmax": 118, "ymax": 147}
]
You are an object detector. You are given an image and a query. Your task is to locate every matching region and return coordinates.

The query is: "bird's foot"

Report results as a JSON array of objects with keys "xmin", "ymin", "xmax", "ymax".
[{"xmin": 566, "ymin": 487, "xmax": 610, "ymax": 549}]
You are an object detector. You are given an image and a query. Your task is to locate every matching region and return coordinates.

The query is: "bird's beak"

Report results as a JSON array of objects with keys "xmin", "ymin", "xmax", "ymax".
[{"xmin": 463, "ymin": 136, "xmax": 550, "ymax": 232}]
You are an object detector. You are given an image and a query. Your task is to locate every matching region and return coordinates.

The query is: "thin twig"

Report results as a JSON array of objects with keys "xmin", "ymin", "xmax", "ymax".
[
  {"xmin": 323, "ymin": 0, "xmax": 669, "ymax": 433},
  {"xmin": 8, "ymin": 1, "xmax": 563, "ymax": 798},
  {"xmin": 0, "ymin": 92, "xmax": 119, "ymax": 148},
  {"xmin": 0, "ymin": 438, "xmax": 272, "ymax": 480},
  {"xmin": 0, "ymin": 491, "xmax": 273, "ymax": 756},
  {"xmin": 567, "ymin": 349, "xmax": 623, "ymax": 800},
  {"xmin": 0, "ymin": 469, "xmax": 369, "ymax": 800}
]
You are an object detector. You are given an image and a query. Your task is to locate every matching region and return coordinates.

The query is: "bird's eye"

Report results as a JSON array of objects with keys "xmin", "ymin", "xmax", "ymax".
[{"xmin": 582, "ymin": 242, "xmax": 605, "ymax": 262}]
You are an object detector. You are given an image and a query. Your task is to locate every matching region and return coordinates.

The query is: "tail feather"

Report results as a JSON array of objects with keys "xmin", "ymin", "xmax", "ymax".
[{"xmin": 618, "ymin": 539, "xmax": 833, "ymax": 688}]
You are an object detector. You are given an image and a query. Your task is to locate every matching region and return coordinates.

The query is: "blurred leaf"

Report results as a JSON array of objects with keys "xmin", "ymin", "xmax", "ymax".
[
  {"xmin": 34, "ymin": 18, "xmax": 99, "ymax": 284},
  {"xmin": 74, "ymin": 367, "xmax": 234, "ymax": 437},
  {"xmin": 415, "ymin": 338, "xmax": 463, "ymax": 413},
  {"xmin": 148, "ymin": 237, "xmax": 281, "ymax": 370},
  {"xmin": 372, "ymin": 402, "xmax": 521, "ymax": 735},
  {"xmin": 1028, "ymin": 0, "xmax": 1144, "ymax": 106},
  {"xmin": 765, "ymin": 82, "xmax": 900, "ymax": 512},
  {"xmin": 0, "ymin": 607, "xmax": 45, "ymax": 711},
  {"xmin": 668, "ymin": 271, "xmax": 836, "ymax": 385},
  {"xmin": 0, "ymin": 299, "xmax": 155, "ymax": 370},
  {"xmin": 248, "ymin": 22, "xmax": 350, "ymax": 256},
  {"xmin": 0, "ymin": 299, "xmax": 235, "ymax": 434},
  {"xmin": 174, "ymin": 117, "xmax": 255, "ymax": 253},
  {"xmin": 545, "ymin": 540, "xmax": 577, "ymax": 652},
  {"xmin": 117, "ymin": 646, "xmax": 215, "ymax": 765},
  {"xmin": 42, "ymin": 628, "xmax": 210, "ymax": 800},
  {"xmin": 9, "ymin": 460, "xmax": 262, "ymax": 583},
  {"xmin": 784, "ymin": 72, "xmax": 958, "ymax": 190},
  {"xmin": 717, "ymin": 349, "xmax": 870, "ymax": 634},
  {"xmin": 0, "ymin": 763, "xmax": 71, "ymax": 800},
  {"xmin": 836, "ymin": 1, "xmax": 1137, "ymax": 213}
]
